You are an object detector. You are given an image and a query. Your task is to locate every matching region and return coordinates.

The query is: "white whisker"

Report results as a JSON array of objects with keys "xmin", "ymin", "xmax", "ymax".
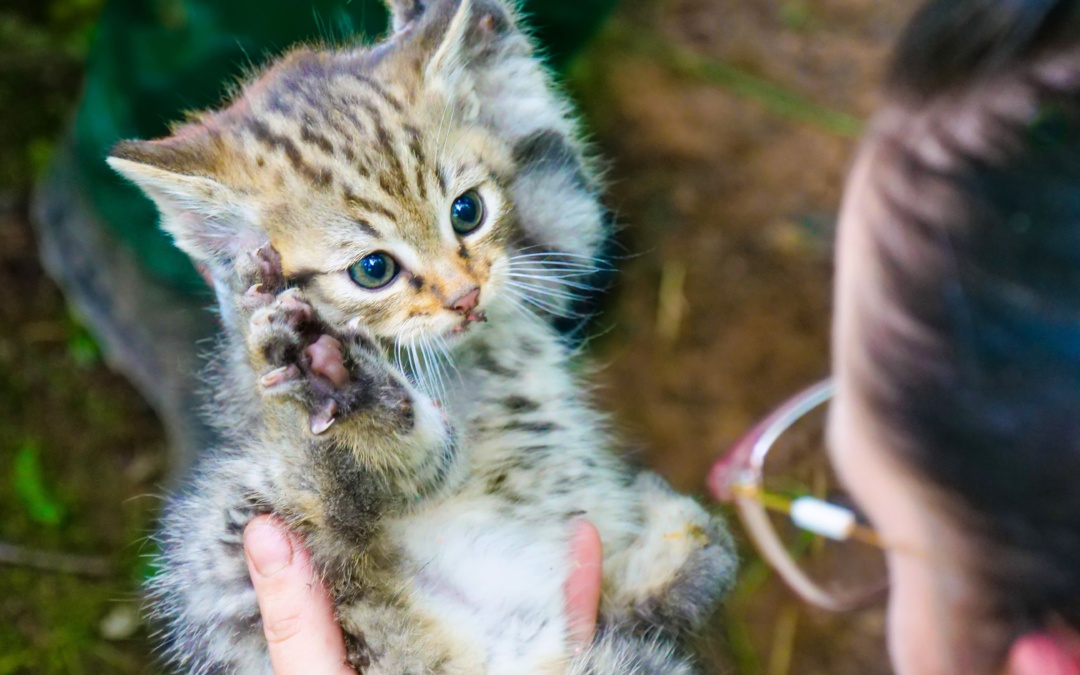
[
  {"xmin": 434, "ymin": 334, "xmax": 463, "ymax": 389},
  {"xmin": 502, "ymin": 284, "xmax": 590, "ymax": 318},
  {"xmin": 406, "ymin": 337, "xmax": 422, "ymax": 391},
  {"xmin": 504, "ymin": 280, "xmax": 589, "ymax": 304},
  {"xmin": 511, "ymin": 250, "xmax": 610, "ymax": 264},
  {"xmin": 507, "ymin": 262, "xmax": 598, "ymax": 272},
  {"xmin": 509, "ymin": 266, "xmax": 601, "ymax": 275},
  {"xmin": 421, "ymin": 340, "xmax": 447, "ymax": 403},
  {"xmin": 505, "ymin": 272, "xmax": 598, "ymax": 292}
]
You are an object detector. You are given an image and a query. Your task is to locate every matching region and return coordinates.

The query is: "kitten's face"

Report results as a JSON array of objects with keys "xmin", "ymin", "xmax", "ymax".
[{"xmin": 248, "ymin": 79, "xmax": 522, "ymax": 346}]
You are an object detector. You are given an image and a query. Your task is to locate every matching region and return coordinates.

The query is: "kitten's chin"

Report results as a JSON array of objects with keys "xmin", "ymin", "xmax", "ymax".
[{"xmin": 380, "ymin": 313, "xmax": 489, "ymax": 351}]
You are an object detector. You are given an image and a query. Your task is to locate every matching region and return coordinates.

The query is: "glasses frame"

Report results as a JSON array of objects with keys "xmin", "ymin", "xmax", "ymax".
[{"xmin": 709, "ymin": 379, "xmax": 888, "ymax": 612}]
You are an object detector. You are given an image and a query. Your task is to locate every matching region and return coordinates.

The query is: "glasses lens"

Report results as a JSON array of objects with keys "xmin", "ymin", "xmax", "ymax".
[{"xmin": 760, "ymin": 400, "xmax": 888, "ymax": 605}]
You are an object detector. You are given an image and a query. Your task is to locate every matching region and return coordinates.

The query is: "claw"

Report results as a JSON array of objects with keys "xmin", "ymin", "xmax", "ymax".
[
  {"xmin": 254, "ymin": 244, "xmax": 284, "ymax": 291},
  {"xmin": 276, "ymin": 291, "xmax": 315, "ymax": 324},
  {"xmin": 347, "ymin": 317, "xmax": 363, "ymax": 332},
  {"xmin": 260, "ymin": 364, "xmax": 300, "ymax": 388},
  {"xmin": 279, "ymin": 287, "xmax": 304, "ymax": 303},
  {"xmin": 310, "ymin": 400, "xmax": 338, "ymax": 435},
  {"xmin": 277, "ymin": 291, "xmax": 313, "ymax": 323}
]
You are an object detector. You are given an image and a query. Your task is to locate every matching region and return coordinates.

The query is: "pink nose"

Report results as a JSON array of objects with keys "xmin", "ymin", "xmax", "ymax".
[{"xmin": 449, "ymin": 287, "xmax": 480, "ymax": 314}]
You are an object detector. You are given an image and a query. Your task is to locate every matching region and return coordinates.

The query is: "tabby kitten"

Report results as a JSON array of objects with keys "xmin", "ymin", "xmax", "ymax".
[{"xmin": 109, "ymin": 0, "xmax": 737, "ymax": 672}]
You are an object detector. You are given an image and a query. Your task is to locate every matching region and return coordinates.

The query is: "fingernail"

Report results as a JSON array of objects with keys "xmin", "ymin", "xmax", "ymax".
[
  {"xmin": 568, "ymin": 518, "xmax": 595, "ymax": 560},
  {"xmin": 245, "ymin": 517, "xmax": 294, "ymax": 577}
]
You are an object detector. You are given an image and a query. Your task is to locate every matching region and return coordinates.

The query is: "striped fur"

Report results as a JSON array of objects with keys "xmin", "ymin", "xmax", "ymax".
[{"xmin": 109, "ymin": 1, "xmax": 737, "ymax": 673}]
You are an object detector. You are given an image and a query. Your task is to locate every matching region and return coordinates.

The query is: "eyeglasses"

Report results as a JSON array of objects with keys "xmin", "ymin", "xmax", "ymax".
[{"xmin": 709, "ymin": 380, "xmax": 889, "ymax": 612}]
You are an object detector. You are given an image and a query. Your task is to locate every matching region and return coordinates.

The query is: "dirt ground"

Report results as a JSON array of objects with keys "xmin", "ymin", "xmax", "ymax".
[{"xmin": 0, "ymin": 0, "xmax": 915, "ymax": 673}]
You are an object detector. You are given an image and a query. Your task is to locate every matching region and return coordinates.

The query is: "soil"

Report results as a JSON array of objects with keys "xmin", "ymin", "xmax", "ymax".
[{"xmin": 0, "ymin": 0, "xmax": 915, "ymax": 673}]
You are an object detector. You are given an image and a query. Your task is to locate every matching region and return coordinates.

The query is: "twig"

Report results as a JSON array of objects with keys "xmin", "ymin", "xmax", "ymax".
[
  {"xmin": 0, "ymin": 541, "xmax": 112, "ymax": 578},
  {"xmin": 656, "ymin": 260, "xmax": 687, "ymax": 344}
]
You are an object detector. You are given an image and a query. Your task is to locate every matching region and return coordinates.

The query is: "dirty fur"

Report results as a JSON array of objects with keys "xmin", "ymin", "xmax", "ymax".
[{"xmin": 109, "ymin": 0, "xmax": 737, "ymax": 672}]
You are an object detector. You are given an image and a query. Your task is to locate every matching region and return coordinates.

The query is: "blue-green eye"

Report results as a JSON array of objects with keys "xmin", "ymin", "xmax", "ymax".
[
  {"xmin": 450, "ymin": 190, "xmax": 485, "ymax": 235},
  {"xmin": 348, "ymin": 252, "xmax": 399, "ymax": 289}
]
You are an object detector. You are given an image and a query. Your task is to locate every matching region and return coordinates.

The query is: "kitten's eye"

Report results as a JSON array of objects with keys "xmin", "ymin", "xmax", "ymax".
[
  {"xmin": 450, "ymin": 190, "xmax": 485, "ymax": 235},
  {"xmin": 348, "ymin": 252, "xmax": 399, "ymax": 289}
]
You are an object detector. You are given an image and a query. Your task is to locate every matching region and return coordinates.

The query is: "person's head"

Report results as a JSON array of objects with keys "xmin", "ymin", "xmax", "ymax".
[{"xmin": 830, "ymin": 0, "xmax": 1080, "ymax": 672}]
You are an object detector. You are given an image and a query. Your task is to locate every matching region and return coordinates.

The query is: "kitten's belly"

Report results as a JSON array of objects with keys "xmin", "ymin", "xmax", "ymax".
[{"xmin": 390, "ymin": 500, "xmax": 571, "ymax": 675}]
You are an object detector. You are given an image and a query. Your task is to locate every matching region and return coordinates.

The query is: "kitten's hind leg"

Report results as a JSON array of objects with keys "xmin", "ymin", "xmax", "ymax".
[
  {"xmin": 566, "ymin": 628, "xmax": 699, "ymax": 675},
  {"xmin": 148, "ymin": 457, "xmax": 277, "ymax": 675},
  {"xmin": 603, "ymin": 473, "xmax": 738, "ymax": 636}
]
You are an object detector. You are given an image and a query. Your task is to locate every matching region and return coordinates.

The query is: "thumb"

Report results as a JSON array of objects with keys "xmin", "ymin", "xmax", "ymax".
[
  {"xmin": 564, "ymin": 519, "xmax": 603, "ymax": 651},
  {"xmin": 244, "ymin": 515, "xmax": 354, "ymax": 674}
]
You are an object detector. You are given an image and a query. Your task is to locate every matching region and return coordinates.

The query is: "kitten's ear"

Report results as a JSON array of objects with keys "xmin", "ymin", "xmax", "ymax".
[
  {"xmin": 107, "ymin": 133, "xmax": 259, "ymax": 273},
  {"xmin": 388, "ymin": 0, "xmax": 569, "ymax": 134},
  {"xmin": 387, "ymin": 0, "xmax": 606, "ymax": 261},
  {"xmin": 383, "ymin": 0, "xmax": 428, "ymax": 32}
]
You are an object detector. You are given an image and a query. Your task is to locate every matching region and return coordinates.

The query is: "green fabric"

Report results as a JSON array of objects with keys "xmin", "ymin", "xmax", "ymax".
[{"xmin": 74, "ymin": 0, "xmax": 617, "ymax": 293}]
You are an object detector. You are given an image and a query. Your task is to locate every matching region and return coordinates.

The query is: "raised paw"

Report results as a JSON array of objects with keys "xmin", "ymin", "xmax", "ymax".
[{"xmin": 246, "ymin": 290, "xmax": 414, "ymax": 438}]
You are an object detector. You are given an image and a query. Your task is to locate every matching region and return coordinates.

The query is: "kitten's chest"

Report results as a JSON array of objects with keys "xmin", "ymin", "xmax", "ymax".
[
  {"xmin": 389, "ymin": 502, "xmax": 571, "ymax": 674},
  {"xmin": 444, "ymin": 334, "xmax": 583, "ymax": 441}
]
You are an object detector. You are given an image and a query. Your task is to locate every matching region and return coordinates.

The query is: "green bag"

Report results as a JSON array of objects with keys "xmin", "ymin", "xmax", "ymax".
[{"xmin": 73, "ymin": 0, "xmax": 616, "ymax": 292}]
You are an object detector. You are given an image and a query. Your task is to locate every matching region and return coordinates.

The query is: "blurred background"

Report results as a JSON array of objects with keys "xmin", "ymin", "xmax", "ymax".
[{"xmin": 0, "ymin": 0, "xmax": 913, "ymax": 672}]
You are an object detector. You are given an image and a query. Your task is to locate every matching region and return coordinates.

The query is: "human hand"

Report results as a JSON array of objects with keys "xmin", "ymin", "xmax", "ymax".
[
  {"xmin": 244, "ymin": 515, "xmax": 355, "ymax": 675},
  {"xmin": 244, "ymin": 515, "xmax": 605, "ymax": 674},
  {"xmin": 563, "ymin": 519, "xmax": 603, "ymax": 650}
]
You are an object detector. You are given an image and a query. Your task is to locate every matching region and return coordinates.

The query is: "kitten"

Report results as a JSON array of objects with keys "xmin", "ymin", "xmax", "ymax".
[{"xmin": 109, "ymin": 0, "xmax": 737, "ymax": 672}]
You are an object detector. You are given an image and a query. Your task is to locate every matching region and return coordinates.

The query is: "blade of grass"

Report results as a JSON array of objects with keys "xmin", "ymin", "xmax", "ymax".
[
  {"xmin": 766, "ymin": 604, "xmax": 800, "ymax": 675},
  {"xmin": 724, "ymin": 604, "xmax": 765, "ymax": 675},
  {"xmin": 12, "ymin": 440, "xmax": 66, "ymax": 526}
]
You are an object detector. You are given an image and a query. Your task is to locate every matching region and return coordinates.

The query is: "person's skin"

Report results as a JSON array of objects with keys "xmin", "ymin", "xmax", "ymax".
[
  {"xmin": 243, "ymin": 515, "xmax": 604, "ymax": 674},
  {"xmin": 828, "ymin": 133, "xmax": 1080, "ymax": 675}
]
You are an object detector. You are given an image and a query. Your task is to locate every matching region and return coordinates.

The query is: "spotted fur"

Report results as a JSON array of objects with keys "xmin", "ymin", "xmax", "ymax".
[{"xmin": 110, "ymin": 0, "xmax": 736, "ymax": 672}]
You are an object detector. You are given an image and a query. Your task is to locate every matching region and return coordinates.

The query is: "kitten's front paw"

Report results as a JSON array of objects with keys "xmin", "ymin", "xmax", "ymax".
[{"xmin": 246, "ymin": 289, "xmax": 411, "ymax": 436}]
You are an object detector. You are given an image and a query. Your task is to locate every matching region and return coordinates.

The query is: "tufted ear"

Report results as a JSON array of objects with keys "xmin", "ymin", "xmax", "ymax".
[
  {"xmin": 383, "ymin": 0, "xmax": 606, "ymax": 260},
  {"xmin": 384, "ymin": 0, "xmax": 573, "ymax": 137},
  {"xmin": 383, "ymin": 0, "xmax": 429, "ymax": 32},
  {"xmin": 108, "ymin": 131, "xmax": 262, "ymax": 278}
]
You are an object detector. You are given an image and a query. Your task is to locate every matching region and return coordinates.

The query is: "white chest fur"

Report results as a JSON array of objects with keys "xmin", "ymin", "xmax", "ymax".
[{"xmin": 391, "ymin": 501, "xmax": 572, "ymax": 674}]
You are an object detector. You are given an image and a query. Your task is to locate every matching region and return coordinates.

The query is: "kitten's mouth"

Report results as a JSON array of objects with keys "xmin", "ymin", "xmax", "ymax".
[{"xmin": 450, "ymin": 310, "xmax": 488, "ymax": 333}]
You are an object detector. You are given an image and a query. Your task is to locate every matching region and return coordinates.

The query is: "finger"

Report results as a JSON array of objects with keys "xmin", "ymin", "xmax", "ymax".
[
  {"xmin": 244, "ymin": 515, "xmax": 354, "ymax": 675},
  {"xmin": 1007, "ymin": 633, "xmax": 1080, "ymax": 675},
  {"xmin": 564, "ymin": 519, "xmax": 603, "ymax": 650}
]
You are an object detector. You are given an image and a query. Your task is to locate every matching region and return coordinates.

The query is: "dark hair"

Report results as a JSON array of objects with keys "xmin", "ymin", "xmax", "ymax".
[
  {"xmin": 889, "ymin": 0, "xmax": 1080, "ymax": 99},
  {"xmin": 853, "ymin": 0, "xmax": 1080, "ymax": 663}
]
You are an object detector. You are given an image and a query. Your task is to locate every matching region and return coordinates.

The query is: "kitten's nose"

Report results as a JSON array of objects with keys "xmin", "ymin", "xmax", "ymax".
[{"xmin": 448, "ymin": 287, "xmax": 481, "ymax": 314}]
